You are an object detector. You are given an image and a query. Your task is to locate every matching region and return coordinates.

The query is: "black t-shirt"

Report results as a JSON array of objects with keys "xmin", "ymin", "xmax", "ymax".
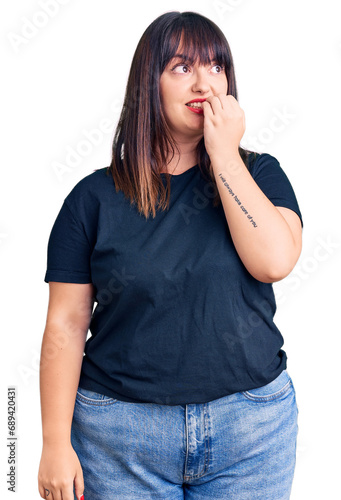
[{"xmin": 44, "ymin": 153, "xmax": 303, "ymax": 405}]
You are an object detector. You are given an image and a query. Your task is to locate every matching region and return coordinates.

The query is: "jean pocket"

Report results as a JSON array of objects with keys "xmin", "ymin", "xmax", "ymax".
[
  {"xmin": 242, "ymin": 370, "xmax": 294, "ymax": 402},
  {"xmin": 76, "ymin": 386, "xmax": 119, "ymax": 406}
]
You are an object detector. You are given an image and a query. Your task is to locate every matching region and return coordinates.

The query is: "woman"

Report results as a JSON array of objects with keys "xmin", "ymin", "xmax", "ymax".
[{"xmin": 38, "ymin": 11, "xmax": 303, "ymax": 500}]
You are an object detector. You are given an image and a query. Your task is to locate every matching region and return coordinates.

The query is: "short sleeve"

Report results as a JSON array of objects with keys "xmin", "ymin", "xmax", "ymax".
[
  {"xmin": 249, "ymin": 153, "xmax": 303, "ymax": 228},
  {"xmin": 44, "ymin": 199, "xmax": 92, "ymax": 284}
]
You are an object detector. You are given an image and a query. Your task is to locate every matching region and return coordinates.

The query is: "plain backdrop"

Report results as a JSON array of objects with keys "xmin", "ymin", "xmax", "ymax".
[{"xmin": 1, "ymin": 0, "xmax": 340, "ymax": 498}]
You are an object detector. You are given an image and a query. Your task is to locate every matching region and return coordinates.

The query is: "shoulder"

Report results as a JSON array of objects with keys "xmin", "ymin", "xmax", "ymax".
[
  {"xmin": 247, "ymin": 152, "xmax": 281, "ymax": 176},
  {"xmin": 66, "ymin": 167, "xmax": 112, "ymax": 199},
  {"xmin": 247, "ymin": 152, "xmax": 295, "ymax": 186},
  {"xmin": 64, "ymin": 167, "xmax": 114, "ymax": 208}
]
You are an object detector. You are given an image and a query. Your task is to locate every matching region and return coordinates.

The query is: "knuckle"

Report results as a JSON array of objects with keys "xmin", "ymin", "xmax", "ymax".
[{"xmin": 61, "ymin": 476, "xmax": 74, "ymax": 487}]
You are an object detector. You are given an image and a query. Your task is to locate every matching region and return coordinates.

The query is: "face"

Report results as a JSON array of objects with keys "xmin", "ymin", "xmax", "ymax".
[{"xmin": 159, "ymin": 51, "xmax": 228, "ymax": 142}]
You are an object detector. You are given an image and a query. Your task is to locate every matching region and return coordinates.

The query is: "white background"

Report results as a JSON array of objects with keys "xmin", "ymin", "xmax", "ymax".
[{"xmin": 1, "ymin": 0, "xmax": 340, "ymax": 498}]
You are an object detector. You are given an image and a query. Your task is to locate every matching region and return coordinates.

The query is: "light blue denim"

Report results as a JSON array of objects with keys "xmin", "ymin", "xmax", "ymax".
[{"xmin": 71, "ymin": 369, "xmax": 299, "ymax": 499}]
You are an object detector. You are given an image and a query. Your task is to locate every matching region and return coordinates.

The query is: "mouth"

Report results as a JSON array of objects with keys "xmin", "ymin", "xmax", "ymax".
[
  {"xmin": 185, "ymin": 98, "xmax": 206, "ymax": 115},
  {"xmin": 185, "ymin": 98, "xmax": 207, "ymax": 109}
]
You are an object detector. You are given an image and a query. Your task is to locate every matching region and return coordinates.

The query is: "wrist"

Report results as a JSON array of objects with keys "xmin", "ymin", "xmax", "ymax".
[
  {"xmin": 42, "ymin": 429, "xmax": 72, "ymax": 447},
  {"xmin": 42, "ymin": 438, "xmax": 72, "ymax": 449},
  {"xmin": 210, "ymin": 150, "xmax": 243, "ymax": 176}
]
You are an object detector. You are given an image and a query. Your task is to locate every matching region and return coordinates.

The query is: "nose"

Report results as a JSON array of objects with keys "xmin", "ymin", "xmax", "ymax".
[{"xmin": 191, "ymin": 66, "xmax": 211, "ymax": 94}]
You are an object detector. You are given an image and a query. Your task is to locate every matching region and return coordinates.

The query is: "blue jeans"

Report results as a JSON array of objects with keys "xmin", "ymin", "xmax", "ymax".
[{"xmin": 71, "ymin": 369, "xmax": 299, "ymax": 499}]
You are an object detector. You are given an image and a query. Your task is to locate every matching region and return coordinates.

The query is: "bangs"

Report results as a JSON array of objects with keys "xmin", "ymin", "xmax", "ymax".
[{"xmin": 159, "ymin": 13, "xmax": 231, "ymax": 72}]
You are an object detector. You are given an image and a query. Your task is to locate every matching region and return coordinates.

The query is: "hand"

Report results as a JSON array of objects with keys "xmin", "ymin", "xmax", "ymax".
[
  {"xmin": 202, "ymin": 94, "xmax": 246, "ymax": 161},
  {"xmin": 38, "ymin": 442, "xmax": 84, "ymax": 500}
]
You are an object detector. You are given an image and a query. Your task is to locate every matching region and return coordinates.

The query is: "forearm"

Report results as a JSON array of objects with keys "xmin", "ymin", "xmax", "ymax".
[
  {"xmin": 39, "ymin": 323, "xmax": 86, "ymax": 445},
  {"xmin": 211, "ymin": 151, "xmax": 298, "ymax": 282}
]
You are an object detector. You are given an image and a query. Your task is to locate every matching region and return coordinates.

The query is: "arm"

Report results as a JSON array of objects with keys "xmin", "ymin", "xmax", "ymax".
[
  {"xmin": 203, "ymin": 94, "xmax": 302, "ymax": 283},
  {"xmin": 38, "ymin": 282, "xmax": 95, "ymax": 500},
  {"xmin": 211, "ymin": 150, "xmax": 302, "ymax": 283}
]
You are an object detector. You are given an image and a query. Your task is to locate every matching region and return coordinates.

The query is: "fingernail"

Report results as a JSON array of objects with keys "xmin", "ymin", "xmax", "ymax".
[{"xmin": 80, "ymin": 495, "xmax": 84, "ymax": 500}]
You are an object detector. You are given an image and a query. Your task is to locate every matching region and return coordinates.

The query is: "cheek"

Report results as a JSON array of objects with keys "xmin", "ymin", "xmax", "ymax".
[
  {"xmin": 159, "ymin": 86, "xmax": 173, "ymax": 111},
  {"xmin": 220, "ymin": 78, "xmax": 228, "ymax": 93},
  {"xmin": 216, "ymin": 74, "xmax": 228, "ymax": 93},
  {"xmin": 161, "ymin": 94, "xmax": 179, "ymax": 115}
]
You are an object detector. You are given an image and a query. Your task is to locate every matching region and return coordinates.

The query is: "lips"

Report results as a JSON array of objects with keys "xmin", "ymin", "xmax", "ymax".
[
  {"xmin": 186, "ymin": 98, "xmax": 207, "ymax": 104},
  {"xmin": 185, "ymin": 98, "xmax": 207, "ymax": 108},
  {"xmin": 185, "ymin": 98, "xmax": 207, "ymax": 115}
]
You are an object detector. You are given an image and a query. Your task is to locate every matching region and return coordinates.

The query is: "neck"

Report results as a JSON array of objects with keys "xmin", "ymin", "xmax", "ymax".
[{"xmin": 159, "ymin": 136, "xmax": 201, "ymax": 175}]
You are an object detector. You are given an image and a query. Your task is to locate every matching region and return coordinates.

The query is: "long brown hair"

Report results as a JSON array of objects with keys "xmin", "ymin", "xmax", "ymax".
[{"xmin": 107, "ymin": 11, "xmax": 257, "ymax": 219}]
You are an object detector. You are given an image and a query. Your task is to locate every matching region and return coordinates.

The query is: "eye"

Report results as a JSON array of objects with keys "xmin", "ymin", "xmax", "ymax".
[
  {"xmin": 212, "ymin": 64, "xmax": 225, "ymax": 74},
  {"xmin": 171, "ymin": 63, "xmax": 190, "ymax": 74}
]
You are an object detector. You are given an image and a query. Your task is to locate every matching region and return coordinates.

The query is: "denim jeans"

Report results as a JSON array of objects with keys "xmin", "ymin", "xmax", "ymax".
[{"xmin": 71, "ymin": 369, "xmax": 299, "ymax": 499}]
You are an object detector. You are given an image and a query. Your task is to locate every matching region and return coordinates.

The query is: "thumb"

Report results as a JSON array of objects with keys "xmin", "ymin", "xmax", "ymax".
[{"xmin": 74, "ymin": 465, "xmax": 84, "ymax": 500}]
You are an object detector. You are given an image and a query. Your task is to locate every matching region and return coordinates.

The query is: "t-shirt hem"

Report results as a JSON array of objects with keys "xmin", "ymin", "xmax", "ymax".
[
  {"xmin": 78, "ymin": 357, "xmax": 287, "ymax": 406},
  {"xmin": 272, "ymin": 202, "xmax": 303, "ymax": 228},
  {"xmin": 44, "ymin": 270, "xmax": 92, "ymax": 284}
]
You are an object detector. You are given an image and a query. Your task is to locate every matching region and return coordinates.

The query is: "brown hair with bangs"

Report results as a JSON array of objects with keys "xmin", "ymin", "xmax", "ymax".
[{"xmin": 107, "ymin": 11, "xmax": 257, "ymax": 219}]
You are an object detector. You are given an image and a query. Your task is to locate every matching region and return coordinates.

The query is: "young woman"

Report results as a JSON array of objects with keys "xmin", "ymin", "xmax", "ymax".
[{"xmin": 38, "ymin": 11, "xmax": 303, "ymax": 500}]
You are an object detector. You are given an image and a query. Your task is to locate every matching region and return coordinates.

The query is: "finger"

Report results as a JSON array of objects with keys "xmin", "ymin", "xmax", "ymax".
[
  {"xmin": 225, "ymin": 94, "xmax": 238, "ymax": 105},
  {"xmin": 48, "ymin": 488, "xmax": 58, "ymax": 500},
  {"xmin": 45, "ymin": 486, "xmax": 61, "ymax": 500},
  {"xmin": 202, "ymin": 100, "xmax": 214, "ymax": 118},
  {"xmin": 226, "ymin": 95, "xmax": 244, "ymax": 114},
  {"xmin": 38, "ymin": 484, "xmax": 47, "ymax": 498},
  {"xmin": 61, "ymin": 483, "xmax": 75, "ymax": 500},
  {"xmin": 217, "ymin": 93, "xmax": 229, "ymax": 109},
  {"xmin": 74, "ymin": 467, "xmax": 85, "ymax": 500},
  {"xmin": 222, "ymin": 95, "xmax": 238, "ymax": 113},
  {"xmin": 40, "ymin": 487, "xmax": 55, "ymax": 500},
  {"xmin": 205, "ymin": 95, "xmax": 223, "ymax": 115},
  {"xmin": 51, "ymin": 487, "xmax": 61, "ymax": 500}
]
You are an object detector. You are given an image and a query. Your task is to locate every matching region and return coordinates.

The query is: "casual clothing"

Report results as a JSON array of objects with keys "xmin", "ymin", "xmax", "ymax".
[
  {"xmin": 44, "ymin": 152, "xmax": 303, "ymax": 405},
  {"xmin": 71, "ymin": 368, "xmax": 298, "ymax": 499}
]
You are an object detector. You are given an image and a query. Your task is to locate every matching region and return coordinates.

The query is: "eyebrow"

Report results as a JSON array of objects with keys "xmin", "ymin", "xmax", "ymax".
[
  {"xmin": 171, "ymin": 53, "xmax": 217, "ymax": 64},
  {"xmin": 173, "ymin": 53, "xmax": 188, "ymax": 60},
  {"xmin": 169, "ymin": 54, "xmax": 191, "ymax": 64}
]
